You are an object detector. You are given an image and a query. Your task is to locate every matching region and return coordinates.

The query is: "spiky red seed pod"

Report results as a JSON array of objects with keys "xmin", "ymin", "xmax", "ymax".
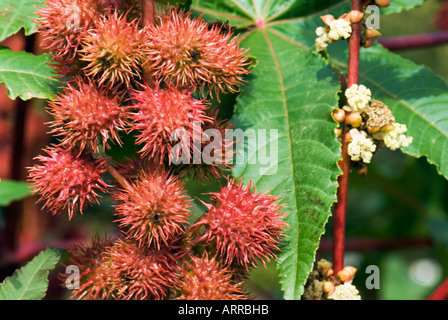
[
  {"xmin": 47, "ymin": 80, "xmax": 129, "ymax": 154},
  {"xmin": 104, "ymin": 239, "xmax": 182, "ymax": 300},
  {"xmin": 176, "ymin": 253, "xmax": 246, "ymax": 300},
  {"xmin": 144, "ymin": 10, "xmax": 251, "ymax": 97},
  {"xmin": 62, "ymin": 235, "xmax": 115, "ymax": 300},
  {"xmin": 79, "ymin": 11, "xmax": 146, "ymax": 88},
  {"xmin": 114, "ymin": 168, "xmax": 192, "ymax": 249},
  {"xmin": 173, "ymin": 109, "xmax": 235, "ymax": 180},
  {"xmin": 35, "ymin": 0, "xmax": 97, "ymax": 77},
  {"xmin": 28, "ymin": 146, "xmax": 109, "ymax": 219},
  {"xmin": 193, "ymin": 179, "xmax": 287, "ymax": 269},
  {"xmin": 130, "ymin": 82, "xmax": 212, "ymax": 164}
]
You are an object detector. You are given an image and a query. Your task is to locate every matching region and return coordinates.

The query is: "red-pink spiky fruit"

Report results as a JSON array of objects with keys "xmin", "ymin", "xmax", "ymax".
[
  {"xmin": 173, "ymin": 109, "xmax": 235, "ymax": 180},
  {"xmin": 193, "ymin": 179, "xmax": 287, "ymax": 269},
  {"xmin": 114, "ymin": 168, "xmax": 192, "ymax": 249},
  {"xmin": 177, "ymin": 253, "xmax": 246, "ymax": 300},
  {"xmin": 104, "ymin": 239, "xmax": 181, "ymax": 300},
  {"xmin": 79, "ymin": 11, "xmax": 146, "ymax": 88},
  {"xmin": 28, "ymin": 146, "xmax": 109, "ymax": 219},
  {"xmin": 144, "ymin": 10, "xmax": 251, "ymax": 97},
  {"xmin": 62, "ymin": 235, "xmax": 115, "ymax": 300},
  {"xmin": 129, "ymin": 82, "xmax": 212, "ymax": 164},
  {"xmin": 35, "ymin": 0, "xmax": 97, "ymax": 78},
  {"xmin": 47, "ymin": 80, "xmax": 129, "ymax": 154}
]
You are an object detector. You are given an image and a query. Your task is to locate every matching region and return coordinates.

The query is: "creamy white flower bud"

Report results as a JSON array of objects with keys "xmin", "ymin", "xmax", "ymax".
[
  {"xmin": 382, "ymin": 123, "xmax": 413, "ymax": 150},
  {"xmin": 328, "ymin": 19, "xmax": 352, "ymax": 40},
  {"xmin": 327, "ymin": 283, "xmax": 362, "ymax": 300},
  {"xmin": 315, "ymin": 36, "xmax": 329, "ymax": 52},
  {"xmin": 345, "ymin": 84, "xmax": 372, "ymax": 111},
  {"xmin": 315, "ymin": 26, "xmax": 326, "ymax": 37},
  {"xmin": 347, "ymin": 129, "xmax": 376, "ymax": 163},
  {"xmin": 314, "ymin": 20, "xmax": 351, "ymax": 52}
]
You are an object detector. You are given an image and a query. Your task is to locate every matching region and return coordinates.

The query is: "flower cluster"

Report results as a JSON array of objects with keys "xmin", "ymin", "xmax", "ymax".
[
  {"xmin": 347, "ymin": 128, "xmax": 377, "ymax": 163},
  {"xmin": 344, "ymin": 84, "xmax": 371, "ymax": 112},
  {"xmin": 303, "ymin": 259, "xmax": 361, "ymax": 300},
  {"xmin": 315, "ymin": 4, "xmax": 386, "ymax": 52},
  {"xmin": 30, "ymin": 1, "xmax": 287, "ymax": 300},
  {"xmin": 333, "ymin": 84, "xmax": 413, "ymax": 165},
  {"xmin": 315, "ymin": 14, "xmax": 352, "ymax": 52},
  {"xmin": 376, "ymin": 123, "xmax": 413, "ymax": 151},
  {"xmin": 327, "ymin": 282, "xmax": 361, "ymax": 300}
]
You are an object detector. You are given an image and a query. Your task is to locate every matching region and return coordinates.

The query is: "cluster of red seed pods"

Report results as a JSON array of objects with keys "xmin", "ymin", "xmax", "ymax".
[{"xmin": 30, "ymin": 0, "xmax": 287, "ymax": 300}]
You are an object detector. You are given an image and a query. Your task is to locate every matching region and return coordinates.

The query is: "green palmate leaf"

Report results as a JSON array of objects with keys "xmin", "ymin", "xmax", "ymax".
[
  {"xmin": 191, "ymin": 0, "xmax": 427, "ymax": 30},
  {"xmin": 0, "ymin": 247, "xmax": 64, "ymax": 300},
  {"xmin": 0, "ymin": 179, "xmax": 32, "ymax": 206},
  {"xmin": 193, "ymin": 0, "xmax": 342, "ymax": 299},
  {"xmin": 191, "ymin": 0, "xmax": 338, "ymax": 26},
  {"xmin": 231, "ymin": 35, "xmax": 341, "ymax": 300},
  {"xmin": 0, "ymin": 0, "xmax": 42, "ymax": 42},
  {"xmin": 0, "ymin": 47, "xmax": 60, "ymax": 100}
]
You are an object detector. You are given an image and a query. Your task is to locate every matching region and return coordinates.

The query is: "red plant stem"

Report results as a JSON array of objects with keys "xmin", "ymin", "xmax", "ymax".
[
  {"xmin": 378, "ymin": 31, "xmax": 448, "ymax": 51},
  {"xmin": 428, "ymin": 277, "xmax": 448, "ymax": 300},
  {"xmin": 332, "ymin": 0, "xmax": 363, "ymax": 274}
]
